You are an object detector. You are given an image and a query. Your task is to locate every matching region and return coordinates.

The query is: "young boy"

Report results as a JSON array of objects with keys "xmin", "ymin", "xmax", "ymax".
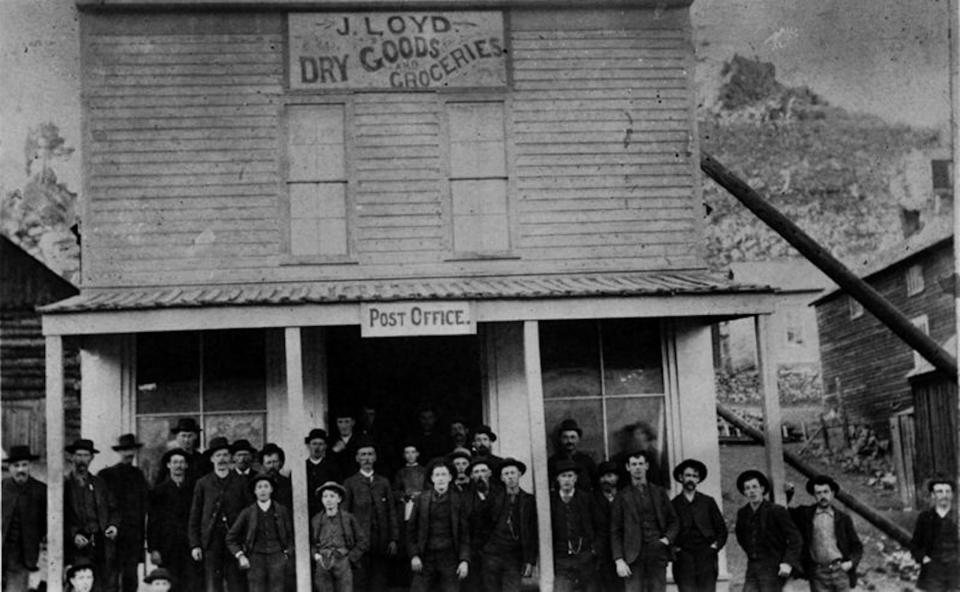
[
  {"xmin": 143, "ymin": 567, "xmax": 175, "ymax": 591},
  {"xmin": 66, "ymin": 558, "xmax": 95, "ymax": 592},
  {"xmin": 226, "ymin": 474, "xmax": 294, "ymax": 592},
  {"xmin": 311, "ymin": 481, "xmax": 369, "ymax": 592}
]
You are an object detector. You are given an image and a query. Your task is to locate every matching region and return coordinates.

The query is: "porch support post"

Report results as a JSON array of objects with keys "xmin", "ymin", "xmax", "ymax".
[
  {"xmin": 523, "ymin": 320, "xmax": 554, "ymax": 591},
  {"xmin": 284, "ymin": 327, "xmax": 312, "ymax": 592},
  {"xmin": 755, "ymin": 314, "xmax": 787, "ymax": 503},
  {"xmin": 45, "ymin": 335, "xmax": 65, "ymax": 592}
]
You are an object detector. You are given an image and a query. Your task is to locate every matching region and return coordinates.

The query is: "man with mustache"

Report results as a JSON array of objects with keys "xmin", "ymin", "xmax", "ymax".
[
  {"xmin": 99, "ymin": 434, "xmax": 150, "ymax": 592},
  {"xmin": 669, "ymin": 459, "xmax": 727, "ymax": 592},
  {"xmin": 790, "ymin": 475, "xmax": 862, "ymax": 592},
  {"xmin": 910, "ymin": 476, "xmax": 958, "ymax": 592},
  {"xmin": 593, "ymin": 460, "xmax": 622, "ymax": 592},
  {"xmin": 548, "ymin": 419, "xmax": 598, "ymax": 491},
  {"xmin": 734, "ymin": 470, "xmax": 802, "ymax": 592},
  {"xmin": 2, "ymin": 445, "xmax": 46, "ymax": 592},
  {"xmin": 148, "ymin": 448, "xmax": 202, "ymax": 592}
]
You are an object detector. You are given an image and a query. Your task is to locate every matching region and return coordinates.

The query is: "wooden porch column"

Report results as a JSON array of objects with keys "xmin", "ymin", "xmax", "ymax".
[
  {"xmin": 45, "ymin": 335, "xmax": 65, "ymax": 592},
  {"xmin": 284, "ymin": 327, "xmax": 312, "ymax": 592},
  {"xmin": 755, "ymin": 314, "xmax": 787, "ymax": 503},
  {"xmin": 523, "ymin": 321, "xmax": 554, "ymax": 591}
]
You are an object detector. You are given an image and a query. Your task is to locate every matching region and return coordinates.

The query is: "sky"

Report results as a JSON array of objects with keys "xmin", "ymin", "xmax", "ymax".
[{"xmin": 0, "ymin": 0, "xmax": 953, "ymax": 195}]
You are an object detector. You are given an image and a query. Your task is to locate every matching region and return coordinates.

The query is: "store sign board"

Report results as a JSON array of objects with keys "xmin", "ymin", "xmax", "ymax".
[
  {"xmin": 289, "ymin": 12, "xmax": 506, "ymax": 90},
  {"xmin": 360, "ymin": 301, "xmax": 476, "ymax": 337}
]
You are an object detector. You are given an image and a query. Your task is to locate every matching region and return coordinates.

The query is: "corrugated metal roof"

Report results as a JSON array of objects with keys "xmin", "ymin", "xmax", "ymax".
[{"xmin": 40, "ymin": 270, "xmax": 772, "ymax": 314}]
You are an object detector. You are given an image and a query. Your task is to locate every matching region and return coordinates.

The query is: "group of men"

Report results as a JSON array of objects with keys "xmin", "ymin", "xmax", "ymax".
[{"xmin": 1, "ymin": 412, "xmax": 958, "ymax": 592}]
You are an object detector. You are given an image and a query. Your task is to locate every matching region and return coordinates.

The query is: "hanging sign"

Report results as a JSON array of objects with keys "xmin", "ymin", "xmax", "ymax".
[
  {"xmin": 289, "ymin": 12, "xmax": 507, "ymax": 90},
  {"xmin": 360, "ymin": 301, "xmax": 476, "ymax": 337}
]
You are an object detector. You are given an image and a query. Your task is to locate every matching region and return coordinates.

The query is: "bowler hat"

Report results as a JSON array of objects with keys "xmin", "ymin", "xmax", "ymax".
[
  {"xmin": 469, "ymin": 456, "xmax": 493, "ymax": 472},
  {"xmin": 230, "ymin": 439, "xmax": 258, "ymax": 455},
  {"xmin": 805, "ymin": 474, "xmax": 840, "ymax": 495},
  {"xmin": 111, "ymin": 433, "xmax": 144, "ymax": 451},
  {"xmin": 4, "ymin": 445, "xmax": 40, "ymax": 463},
  {"xmin": 553, "ymin": 459, "xmax": 580, "ymax": 476},
  {"xmin": 143, "ymin": 567, "xmax": 174, "ymax": 584},
  {"xmin": 160, "ymin": 447, "xmax": 189, "ymax": 468},
  {"xmin": 736, "ymin": 470, "xmax": 770, "ymax": 495},
  {"xmin": 204, "ymin": 436, "xmax": 231, "ymax": 457},
  {"xmin": 304, "ymin": 428, "xmax": 328, "ymax": 444},
  {"xmin": 557, "ymin": 418, "xmax": 583, "ymax": 437},
  {"xmin": 597, "ymin": 460, "xmax": 619, "ymax": 477},
  {"xmin": 316, "ymin": 480, "xmax": 346, "ymax": 498},
  {"xmin": 259, "ymin": 442, "xmax": 286, "ymax": 465},
  {"xmin": 65, "ymin": 438, "xmax": 99, "ymax": 455},
  {"xmin": 927, "ymin": 474, "xmax": 955, "ymax": 493},
  {"xmin": 673, "ymin": 458, "xmax": 708, "ymax": 483},
  {"xmin": 447, "ymin": 448, "xmax": 472, "ymax": 463},
  {"xmin": 66, "ymin": 557, "xmax": 96, "ymax": 580},
  {"xmin": 472, "ymin": 425, "xmax": 497, "ymax": 442},
  {"xmin": 170, "ymin": 417, "xmax": 202, "ymax": 434},
  {"xmin": 499, "ymin": 457, "xmax": 527, "ymax": 476}
]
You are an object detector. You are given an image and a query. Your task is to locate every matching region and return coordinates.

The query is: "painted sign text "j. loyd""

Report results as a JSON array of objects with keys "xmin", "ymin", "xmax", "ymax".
[{"xmin": 360, "ymin": 302, "xmax": 476, "ymax": 337}]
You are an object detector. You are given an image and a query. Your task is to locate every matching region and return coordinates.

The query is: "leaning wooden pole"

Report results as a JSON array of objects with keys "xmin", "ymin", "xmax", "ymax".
[
  {"xmin": 701, "ymin": 152, "xmax": 958, "ymax": 379},
  {"xmin": 717, "ymin": 405, "xmax": 913, "ymax": 548}
]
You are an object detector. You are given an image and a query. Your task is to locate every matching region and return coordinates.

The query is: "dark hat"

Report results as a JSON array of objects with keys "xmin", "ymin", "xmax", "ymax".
[
  {"xmin": 597, "ymin": 460, "xmax": 619, "ymax": 477},
  {"xmin": 499, "ymin": 457, "xmax": 527, "ymax": 476},
  {"xmin": 304, "ymin": 428, "xmax": 328, "ymax": 444},
  {"xmin": 469, "ymin": 456, "xmax": 494, "ymax": 472},
  {"xmin": 111, "ymin": 433, "xmax": 144, "ymax": 451},
  {"xmin": 250, "ymin": 472, "xmax": 275, "ymax": 492},
  {"xmin": 553, "ymin": 459, "xmax": 580, "ymax": 476},
  {"xmin": 160, "ymin": 447, "xmax": 189, "ymax": 468},
  {"xmin": 354, "ymin": 436, "xmax": 377, "ymax": 451},
  {"xmin": 4, "ymin": 445, "xmax": 40, "ymax": 463},
  {"xmin": 472, "ymin": 425, "xmax": 497, "ymax": 442},
  {"xmin": 673, "ymin": 459, "xmax": 708, "ymax": 483},
  {"xmin": 316, "ymin": 480, "xmax": 346, "ymax": 498},
  {"xmin": 426, "ymin": 457, "xmax": 455, "ymax": 476},
  {"xmin": 143, "ymin": 567, "xmax": 175, "ymax": 584},
  {"xmin": 230, "ymin": 439, "xmax": 258, "ymax": 455},
  {"xmin": 447, "ymin": 448, "xmax": 472, "ymax": 463},
  {"xmin": 805, "ymin": 474, "xmax": 840, "ymax": 495},
  {"xmin": 65, "ymin": 438, "xmax": 99, "ymax": 455},
  {"xmin": 170, "ymin": 417, "xmax": 202, "ymax": 434},
  {"xmin": 259, "ymin": 442, "xmax": 286, "ymax": 465},
  {"xmin": 204, "ymin": 436, "xmax": 231, "ymax": 457},
  {"xmin": 927, "ymin": 475, "xmax": 955, "ymax": 493},
  {"xmin": 736, "ymin": 470, "xmax": 770, "ymax": 495},
  {"xmin": 66, "ymin": 557, "xmax": 96, "ymax": 580},
  {"xmin": 557, "ymin": 418, "xmax": 583, "ymax": 437}
]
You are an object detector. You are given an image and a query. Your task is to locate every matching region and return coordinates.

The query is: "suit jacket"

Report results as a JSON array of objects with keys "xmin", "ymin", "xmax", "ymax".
[
  {"xmin": 311, "ymin": 509, "xmax": 369, "ymax": 564},
  {"xmin": 610, "ymin": 482, "xmax": 679, "ymax": 564},
  {"xmin": 99, "ymin": 462, "xmax": 149, "ymax": 561},
  {"xmin": 64, "ymin": 472, "xmax": 120, "ymax": 540},
  {"xmin": 671, "ymin": 491, "xmax": 728, "ymax": 551},
  {"xmin": 407, "ymin": 490, "xmax": 470, "ymax": 562},
  {"xmin": 790, "ymin": 504, "xmax": 863, "ymax": 587},
  {"xmin": 1, "ymin": 476, "xmax": 47, "ymax": 570},
  {"xmin": 306, "ymin": 457, "xmax": 343, "ymax": 519},
  {"xmin": 226, "ymin": 501, "xmax": 293, "ymax": 557},
  {"xmin": 910, "ymin": 508, "xmax": 957, "ymax": 563},
  {"xmin": 593, "ymin": 490, "xmax": 617, "ymax": 558},
  {"xmin": 343, "ymin": 472, "xmax": 399, "ymax": 555},
  {"xmin": 485, "ymin": 488, "xmax": 538, "ymax": 566},
  {"xmin": 147, "ymin": 477, "xmax": 194, "ymax": 562},
  {"xmin": 188, "ymin": 471, "xmax": 252, "ymax": 550},
  {"xmin": 735, "ymin": 501, "xmax": 802, "ymax": 571},
  {"xmin": 549, "ymin": 489, "xmax": 601, "ymax": 555}
]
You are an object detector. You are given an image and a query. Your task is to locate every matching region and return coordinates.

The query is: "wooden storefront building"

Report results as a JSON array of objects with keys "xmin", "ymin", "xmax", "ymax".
[{"xmin": 41, "ymin": 0, "xmax": 779, "ymax": 589}]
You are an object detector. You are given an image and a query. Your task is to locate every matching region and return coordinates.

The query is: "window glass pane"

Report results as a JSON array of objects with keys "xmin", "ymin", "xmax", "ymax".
[
  {"xmin": 203, "ymin": 414, "xmax": 266, "ymax": 450},
  {"xmin": 136, "ymin": 416, "xmax": 197, "ymax": 486},
  {"xmin": 602, "ymin": 319, "xmax": 664, "ymax": 394},
  {"xmin": 203, "ymin": 330, "xmax": 266, "ymax": 411},
  {"xmin": 539, "ymin": 321, "xmax": 601, "ymax": 399},
  {"xmin": 136, "ymin": 332, "xmax": 200, "ymax": 414},
  {"xmin": 607, "ymin": 397, "xmax": 669, "ymax": 486},
  {"xmin": 544, "ymin": 399, "xmax": 604, "ymax": 461}
]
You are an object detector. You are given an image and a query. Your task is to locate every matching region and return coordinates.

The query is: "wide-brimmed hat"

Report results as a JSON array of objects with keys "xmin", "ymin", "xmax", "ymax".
[
  {"xmin": 259, "ymin": 443, "xmax": 286, "ymax": 465},
  {"xmin": 469, "ymin": 456, "xmax": 494, "ymax": 472},
  {"xmin": 499, "ymin": 457, "xmax": 526, "ymax": 476},
  {"xmin": 472, "ymin": 425, "xmax": 497, "ymax": 442},
  {"xmin": 160, "ymin": 447, "xmax": 189, "ymax": 468},
  {"xmin": 170, "ymin": 417, "xmax": 202, "ymax": 434},
  {"xmin": 143, "ymin": 567, "xmax": 174, "ymax": 584},
  {"xmin": 927, "ymin": 475, "xmax": 955, "ymax": 492},
  {"xmin": 806, "ymin": 475, "xmax": 840, "ymax": 495},
  {"xmin": 447, "ymin": 448, "xmax": 472, "ymax": 463},
  {"xmin": 673, "ymin": 459, "xmax": 708, "ymax": 483},
  {"xmin": 65, "ymin": 438, "xmax": 99, "ymax": 455},
  {"xmin": 553, "ymin": 459, "xmax": 580, "ymax": 476},
  {"xmin": 597, "ymin": 460, "xmax": 619, "ymax": 478},
  {"xmin": 4, "ymin": 445, "xmax": 40, "ymax": 463},
  {"xmin": 230, "ymin": 439, "xmax": 257, "ymax": 455},
  {"xmin": 112, "ymin": 433, "xmax": 144, "ymax": 451},
  {"xmin": 304, "ymin": 428, "xmax": 328, "ymax": 444},
  {"xmin": 316, "ymin": 480, "xmax": 346, "ymax": 498},
  {"xmin": 204, "ymin": 436, "xmax": 231, "ymax": 457},
  {"xmin": 557, "ymin": 418, "xmax": 583, "ymax": 437},
  {"xmin": 736, "ymin": 470, "xmax": 770, "ymax": 494},
  {"xmin": 66, "ymin": 557, "xmax": 96, "ymax": 580},
  {"xmin": 250, "ymin": 473, "xmax": 275, "ymax": 492}
]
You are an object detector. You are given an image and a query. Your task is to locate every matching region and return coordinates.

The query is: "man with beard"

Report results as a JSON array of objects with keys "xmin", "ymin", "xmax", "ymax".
[
  {"xmin": 189, "ymin": 437, "xmax": 253, "ymax": 592},
  {"xmin": 462, "ymin": 457, "xmax": 494, "ymax": 592},
  {"xmin": 548, "ymin": 419, "xmax": 598, "ymax": 491},
  {"xmin": 481, "ymin": 458, "xmax": 538, "ymax": 592},
  {"xmin": 2, "ymin": 445, "xmax": 46, "ymax": 592},
  {"xmin": 449, "ymin": 417, "xmax": 470, "ymax": 452},
  {"xmin": 470, "ymin": 426, "xmax": 502, "ymax": 472},
  {"xmin": 669, "ymin": 459, "xmax": 727, "ymax": 592},
  {"xmin": 260, "ymin": 443, "xmax": 293, "ymax": 509},
  {"xmin": 230, "ymin": 440, "xmax": 259, "ymax": 490},
  {"xmin": 99, "ymin": 434, "xmax": 150, "ymax": 592},
  {"xmin": 170, "ymin": 418, "xmax": 210, "ymax": 485},
  {"xmin": 910, "ymin": 476, "xmax": 958, "ymax": 592},
  {"xmin": 593, "ymin": 461, "xmax": 621, "ymax": 592},
  {"xmin": 549, "ymin": 460, "xmax": 600, "ymax": 592},
  {"xmin": 734, "ymin": 470, "xmax": 802, "ymax": 592},
  {"xmin": 790, "ymin": 475, "xmax": 862, "ymax": 592},
  {"xmin": 304, "ymin": 429, "xmax": 342, "ymax": 520},
  {"xmin": 149, "ymin": 448, "xmax": 202, "ymax": 592},
  {"xmin": 407, "ymin": 460, "xmax": 471, "ymax": 592}
]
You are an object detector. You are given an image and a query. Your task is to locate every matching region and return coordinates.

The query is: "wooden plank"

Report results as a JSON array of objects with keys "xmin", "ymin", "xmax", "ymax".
[
  {"xmin": 520, "ymin": 230, "xmax": 693, "ymax": 248},
  {"xmin": 756, "ymin": 315, "xmax": 788, "ymax": 503},
  {"xmin": 91, "ymin": 184, "xmax": 277, "ymax": 200},
  {"xmin": 94, "ymin": 207, "xmax": 277, "ymax": 222},
  {"xmin": 517, "ymin": 163, "xmax": 689, "ymax": 177},
  {"xmin": 45, "ymin": 336, "xmax": 65, "ymax": 592},
  {"xmin": 90, "ymin": 150, "xmax": 277, "ymax": 164},
  {"xmin": 282, "ymin": 328, "xmax": 312, "ymax": 592},
  {"xmin": 515, "ymin": 79, "xmax": 688, "ymax": 91},
  {"xmin": 513, "ymin": 109, "xmax": 687, "ymax": 122},
  {"xmin": 89, "ymin": 173, "xmax": 277, "ymax": 188},
  {"xmin": 517, "ymin": 153, "xmax": 689, "ymax": 167},
  {"xmin": 87, "ymin": 84, "xmax": 281, "ymax": 97},
  {"xmin": 519, "ymin": 208, "xmax": 694, "ymax": 224},
  {"xmin": 519, "ymin": 192, "xmax": 693, "ymax": 205},
  {"xmin": 517, "ymin": 177, "xmax": 691, "ymax": 190}
]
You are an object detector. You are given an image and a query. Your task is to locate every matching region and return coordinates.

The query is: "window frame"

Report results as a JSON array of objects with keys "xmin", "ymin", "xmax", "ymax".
[{"xmin": 906, "ymin": 263, "xmax": 925, "ymax": 296}]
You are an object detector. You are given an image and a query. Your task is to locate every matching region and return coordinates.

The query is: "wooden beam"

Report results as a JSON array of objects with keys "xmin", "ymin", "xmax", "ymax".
[
  {"xmin": 45, "ymin": 336, "xmax": 65, "ymax": 592},
  {"xmin": 284, "ymin": 328, "xmax": 312, "ymax": 592},
  {"xmin": 755, "ymin": 315, "xmax": 786, "ymax": 504},
  {"xmin": 522, "ymin": 321, "xmax": 554, "ymax": 591}
]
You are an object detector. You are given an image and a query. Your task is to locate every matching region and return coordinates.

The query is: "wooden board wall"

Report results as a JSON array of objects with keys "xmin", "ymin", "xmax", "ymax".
[{"xmin": 80, "ymin": 8, "xmax": 703, "ymax": 288}]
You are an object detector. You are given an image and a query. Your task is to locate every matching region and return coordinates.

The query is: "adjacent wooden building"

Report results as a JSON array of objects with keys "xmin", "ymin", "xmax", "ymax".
[{"xmin": 41, "ymin": 0, "xmax": 778, "ymax": 589}]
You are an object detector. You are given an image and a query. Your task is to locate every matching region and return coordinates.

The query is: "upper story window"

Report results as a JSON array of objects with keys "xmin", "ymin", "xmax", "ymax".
[
  {"xmin": 848, "ymin": 296, "xmax": 864, "ymax": 320},
  {"xmin": 446, "ymin": 101, "xmax": 510, "ymax": 255},
  {"xmin": 911, "ymin": 315, "xmax": 930, "ymax": 369},
  {"xmin": 286, "ymin": 104, "xmax": 349, "ymax": 258},
  {"xmin": 906, "ymin": 264, "xmax": 924, "ymax": 296},
  {"xmin": 784, "ymin": 309, "xmax": 805, "ymax": 347}
]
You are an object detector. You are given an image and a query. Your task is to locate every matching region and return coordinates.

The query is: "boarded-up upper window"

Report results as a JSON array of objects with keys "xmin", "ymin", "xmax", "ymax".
[
  {"xmin": 447, "ymin": 102, "xmax": 508, "ymax": 254},
  {"xmin": 906, "ymin": 264, "xmax": 924, "ymax": 296},
  {"xmin": 287, "ymin": 105, "xmax": 348, "ymax": 257}
]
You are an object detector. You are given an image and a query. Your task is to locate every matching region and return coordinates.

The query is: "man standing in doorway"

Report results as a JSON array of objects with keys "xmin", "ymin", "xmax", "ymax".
[
  {"xmin": 470, "ymin": 425, "xmax": 502, "ymax": 470},
  {"xmin": 305, "ymin": 429, "xmax": 343, "ymax": 519},
  {"xmin": 2, "ymin": 445, "xmax": 46, "ymax": 592},
  {"xmin": 610, "ymin": 450, "xmax": 678, "ymax": 592},
  {"xmin": 481, "ymin": 458, "xmax": 538, "ymax": 592},
  {"xmin": 260, "ymin": 443, "xmax": 293, "ymax": 509},
  {"xmin": 548, "ymin": 419, "xmax": 598, "ymax": 490},
  {"xmin": 99, "ymin": 434, "xmax": 150, "ymax": 592},
  {"xmin": 734, "ymin": 470, "xmax": 802, "ymax": 592},
  {"xmin": 331, "ymin": 410, "xmax": 361, "ymax": 478},
  {"xmin": 790, "ymin": 475, "xmax": 862, "ymax": 592},
  {"xmin": 670, "ymin": 459, "xmax": 727, "ymax": 592},
  {"xmin": 148, "ymin": 448, "xmax": 201, "ymax": 592},
  {"xmin": 170, "ymin": 418, "xmax": 210, "ymax": 485},
  {"xmin": 910, "ymin": 476, "xmax": 959, "ymax": 592}
]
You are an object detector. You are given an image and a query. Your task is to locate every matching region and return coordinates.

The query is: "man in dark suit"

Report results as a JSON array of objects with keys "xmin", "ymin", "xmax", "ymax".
[
  {"xmin": 2, "ymin": 445, "xmax": 46, "ymax": 592},
  {"xmin": 148, "ymin": 448, "xmax": 201, "ymax": 592},
  {"xmin": 548, "ymin": 419, "xmax": 599, "ymax": 491},
  {"xmin": 342, "ymin": 438, "xmax": 399, "ymax": 592},
  {"xmin": 480, "ymin": 458, "xmax": 538, "ymax": 592},
  {"xmin": 594, "ymin": 460, "xmax": 622, "ymax": 592},
  {"xmin": 910, "ymin": 476, "xmax": 958, "ymax": 592},
  {"xmin": 99, "ymin": 434, "xmax": 150, "ymax": 592},
  {"xmin": 231, "ymin": 439, "xmax": 259, "ymax": 489},
  {"xmin": 304, "ymin": 429, "xmax": 343, "ymax": 520},
  {"xmin": 462, "ymin": 457, "xmax": 495, "ymax": 592},
  {"xmin": 549, "ymin": 459, "xmax": 600, "ymax": 592},
  {"xmin": 790, "ymin": 475, "xmax": 862, "ymax": 592},
  {"xmin": 407, "ymin": 459, "xmax": 471, "ymax": 592},
  {"xmin": 670, "ymin": 459, "xmax": 727, "ymax": 592},
  {"xmin": 64, "ymin": 438, "xmax": 121, "ymax": 591},
  {"xmin": 170, "ymin": 418, "xmax": 211, "ymax": 485},
  {"xmin": 331, "ymin": 410, "xmax": 363, "ymax": 478},
  {"xmin": 734, "ymin": 470, "xmax": 802, "ymax": 592},
  {"xmin": 610, "ymin": 450, "xmax": 678, "ymax": 592},
  {"xmin": 188, "ymin": 436, "xmax": 253, "ymax": 592},
  {"xmin": 260, "ymin": 443, "xmax": 293, "ymax": 510}
]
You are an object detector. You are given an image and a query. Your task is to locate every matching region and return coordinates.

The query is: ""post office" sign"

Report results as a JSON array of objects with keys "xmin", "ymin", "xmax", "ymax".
[{"xmin": 360, "ymin": 301, "xmax": 476, "ymax": 337}]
